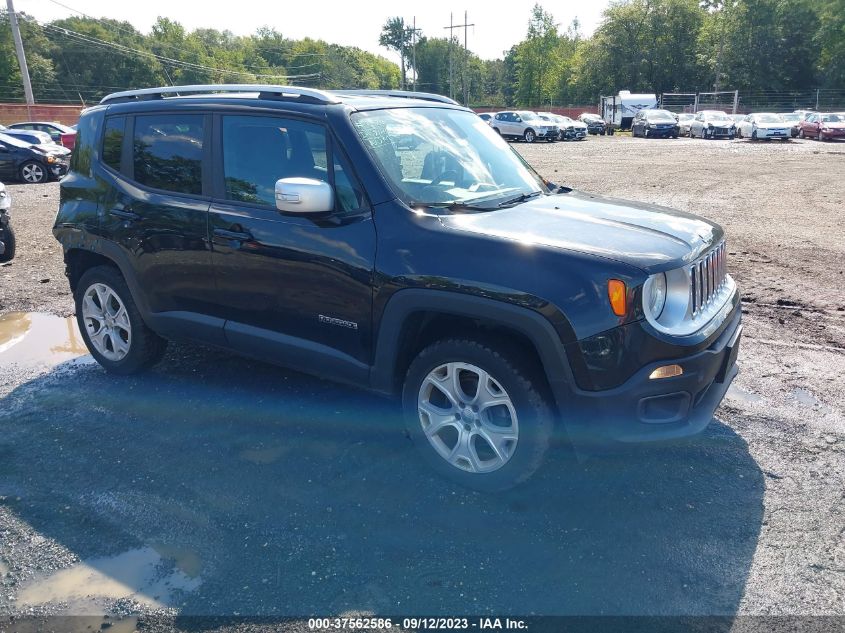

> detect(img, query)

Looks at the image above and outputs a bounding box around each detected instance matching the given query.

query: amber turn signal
[649,364,684,380]
[607,279,627,316]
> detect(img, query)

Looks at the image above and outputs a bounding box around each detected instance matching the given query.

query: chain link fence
[661,89,845,114]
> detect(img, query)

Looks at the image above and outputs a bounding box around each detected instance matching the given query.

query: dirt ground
[0,135,843,630]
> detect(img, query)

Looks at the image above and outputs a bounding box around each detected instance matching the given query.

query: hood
[437,191,723,273]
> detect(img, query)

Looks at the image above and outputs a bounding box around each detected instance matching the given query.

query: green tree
[379,17,413,89]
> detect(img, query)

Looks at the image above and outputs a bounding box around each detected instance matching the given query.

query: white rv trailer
[599,91,659,131]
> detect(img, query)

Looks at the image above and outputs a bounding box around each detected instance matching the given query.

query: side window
[222,115,328,207]
[132,114,204,195]
[102,116,125,172]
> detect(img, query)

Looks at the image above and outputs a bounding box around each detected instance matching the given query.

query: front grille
[690,241,727,315]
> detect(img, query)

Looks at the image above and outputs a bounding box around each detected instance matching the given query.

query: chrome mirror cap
[275,177,334,214]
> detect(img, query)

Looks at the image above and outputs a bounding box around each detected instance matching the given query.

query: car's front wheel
[20,161,48,184]
[402,338,554,492]
[523,129,536,143]
[75,265,167,374]
[0,223,15,262]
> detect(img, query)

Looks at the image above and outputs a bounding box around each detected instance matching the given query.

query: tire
[0,224,15,262]
[402,337,554,492]
[75,265,167,375]
[523,129,536,143]
[19,161,48,184]
[751,130,758,141]
[799,128,805,139]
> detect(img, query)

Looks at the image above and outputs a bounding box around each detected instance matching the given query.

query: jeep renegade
[54,85,741,491]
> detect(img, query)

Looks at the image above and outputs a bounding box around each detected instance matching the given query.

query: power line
[29,18,320,81]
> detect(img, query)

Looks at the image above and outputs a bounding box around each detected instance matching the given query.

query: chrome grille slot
[690,241,727,315]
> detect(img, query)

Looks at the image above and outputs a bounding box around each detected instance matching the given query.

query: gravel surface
[0,135,843,630]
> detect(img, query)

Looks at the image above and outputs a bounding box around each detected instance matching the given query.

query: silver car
[491,111,558,143]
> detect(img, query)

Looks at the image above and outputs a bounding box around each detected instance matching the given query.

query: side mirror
[275,177,334,214]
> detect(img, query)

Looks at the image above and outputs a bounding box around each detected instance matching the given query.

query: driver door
[208,113,376,378]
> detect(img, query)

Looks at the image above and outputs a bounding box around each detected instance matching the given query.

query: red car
[798,112,845,141]
[7,121,77,150]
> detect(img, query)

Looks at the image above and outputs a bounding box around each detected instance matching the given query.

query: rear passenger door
[98,111,221,344]
[207,112,376,383]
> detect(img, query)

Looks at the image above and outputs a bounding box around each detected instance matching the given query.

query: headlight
[643,273,667,319]
[46,155,56,163]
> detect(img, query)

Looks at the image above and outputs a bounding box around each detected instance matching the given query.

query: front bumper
[756,128,790,139]
[50,162,69,179]
[706,126,735,138]
[559,301,742,445]
[820,129,845,138]
[645,126,678,137]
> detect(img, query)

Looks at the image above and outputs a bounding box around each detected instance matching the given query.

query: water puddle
[16,546,202,614]
[726,385,764,404]
[0,312,92,369]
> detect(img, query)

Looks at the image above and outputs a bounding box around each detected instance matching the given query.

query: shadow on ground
[0,343,764,617]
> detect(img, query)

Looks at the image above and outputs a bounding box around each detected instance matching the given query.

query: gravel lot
[0,135,843,630]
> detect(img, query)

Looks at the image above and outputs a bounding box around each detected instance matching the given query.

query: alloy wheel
[417,362,519,474]
[21,163,45,184]
[81,282,132,361]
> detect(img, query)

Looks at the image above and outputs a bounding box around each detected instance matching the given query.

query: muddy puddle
[16,546,202,614]
[0,312,92,369]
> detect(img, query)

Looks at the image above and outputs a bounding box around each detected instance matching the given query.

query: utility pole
[409,17,421,92]
[6,0,34,113]
[443,11,474,105]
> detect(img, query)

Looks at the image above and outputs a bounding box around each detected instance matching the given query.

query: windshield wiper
[413,200,496,213]
[496,191,544,208]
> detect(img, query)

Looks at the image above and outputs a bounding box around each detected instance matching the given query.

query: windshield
[352,107,545,208]
[781,113,800,121]
[646,110,676,122]
[705,112,730,121]
[821,114,844,122]
[0,133,33,149]
[517,111,542,122]
[756,114,783,123]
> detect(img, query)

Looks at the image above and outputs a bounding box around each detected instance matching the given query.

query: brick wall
[0,103,83,127]
[474,106,599,118]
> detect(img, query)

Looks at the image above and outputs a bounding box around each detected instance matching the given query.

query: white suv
[491,111,558,143]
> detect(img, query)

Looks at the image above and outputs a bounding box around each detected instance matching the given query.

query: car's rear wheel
[799,128,805,139]
[20,161,48,184]
[402,338,554,492]
[75,265,167,374]
[523,129,536,143]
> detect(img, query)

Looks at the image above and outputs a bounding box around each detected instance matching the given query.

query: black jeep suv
[54,85,741,491]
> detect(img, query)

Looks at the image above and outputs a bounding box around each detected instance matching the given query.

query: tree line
[386,0,843,107]
[0,13,400,104]
[0,0,842,107]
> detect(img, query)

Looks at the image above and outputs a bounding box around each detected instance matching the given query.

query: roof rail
[100,84,341,105]
[329,89,460,106]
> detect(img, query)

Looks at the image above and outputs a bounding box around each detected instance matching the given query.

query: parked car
[736,113,790,141]
[798,112,845,141]
[689,110,736,139]
[780,112,802,138]
[728,114,745,126]
[537,112,586,141]
[477,113,493,126]
[7,121,77,149]
[54,85,741,491]
[0,181,13,262]
[2,129,72,157]
[0,133,70,183]
[676,113,695,136]
[631,109,680,138]
[491,111,558,142]
[578,113,607,135]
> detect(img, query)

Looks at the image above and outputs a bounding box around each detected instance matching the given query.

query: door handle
[109,208,140,221]
[213,227,252,242]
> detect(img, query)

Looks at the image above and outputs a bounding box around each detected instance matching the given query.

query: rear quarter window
[101,116,125,171]
[132,114,204,195]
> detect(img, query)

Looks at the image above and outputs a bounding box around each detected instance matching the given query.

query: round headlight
[643,273,667,319]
